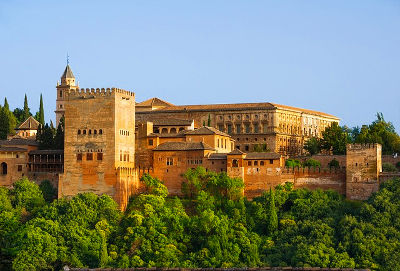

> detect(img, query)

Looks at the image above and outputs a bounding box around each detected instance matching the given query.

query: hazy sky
[0,0,399,130]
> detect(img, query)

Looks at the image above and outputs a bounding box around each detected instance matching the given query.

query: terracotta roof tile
[136,97,174,107]
[138,101,339,119]
[0,138,39,146]
[153,141,214,151]
[0,147,27,152]
[184,126,231,137]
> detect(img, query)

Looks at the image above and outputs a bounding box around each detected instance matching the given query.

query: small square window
[77,153,82,161]
[97,153,103,161]
[17,165,22,172]
[149,139,153,146]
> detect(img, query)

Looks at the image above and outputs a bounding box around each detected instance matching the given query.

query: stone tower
[58,87,137,210]
[346,143,382,200]
[55,65,79,127]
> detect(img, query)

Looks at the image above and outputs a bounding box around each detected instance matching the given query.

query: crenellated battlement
[347,143,380,150]
[65,87,134,98]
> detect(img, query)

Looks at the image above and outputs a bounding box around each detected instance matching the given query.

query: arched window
[99,129,103,135]
[232,159,238,167]
[83,130,87,135]
[94,130,97,135]
[1,162,7,175]
[78,129,81,135]
[170,128,177,134]
[89,130,92,135]
[161,128,168,134]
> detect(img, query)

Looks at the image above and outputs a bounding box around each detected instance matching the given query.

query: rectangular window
[77,153,82,161]
[236,124,241,134]
[254,123,259,133]
[148,139,153,146]
[263,124,268,133]
[245,145,249,151]
[86,153,93,161]
[254,161,258,166]
[247,161,252,166]
[18,165,22,172]
[218,124,224,132]
[269,159,274,164]
[227,124,232,134]
[245,124,250,133]
[97,153,103,161]
[166,157,173,166]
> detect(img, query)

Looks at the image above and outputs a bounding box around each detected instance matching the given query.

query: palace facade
[136,98,340,155]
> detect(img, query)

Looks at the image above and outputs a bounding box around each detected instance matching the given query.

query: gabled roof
[184,126,231,137]
[15,116,40,130]
[229,149,246,155]
[153,141,214,151]
[208,153,228,160]
[136,97,174,108]
[245,152,281,160]
[61,64,75,79]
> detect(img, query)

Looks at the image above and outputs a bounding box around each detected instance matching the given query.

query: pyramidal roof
[61,65,75,79]
[136,97,174,107]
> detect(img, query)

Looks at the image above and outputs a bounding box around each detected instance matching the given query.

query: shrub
[285,159,302,168]
[382,163,398,172]
[328,159,340,169]
[303,158,321,169]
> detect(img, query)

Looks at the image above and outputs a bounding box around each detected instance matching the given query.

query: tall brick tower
[58,87,137,210]
[55,65,79,127]
[346,143,382,200]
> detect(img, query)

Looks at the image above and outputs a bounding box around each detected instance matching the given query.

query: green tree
[266,188,278,235]
[22,94,31,121]
[320,122,348,154]
[304,137,321,155]
[54,117,64,150]
[0,98,17,139]
[328,158,340,169]
[207,114,211,126]
[37,123,55,150]
[36,94,45,125]
[303,158,321,169]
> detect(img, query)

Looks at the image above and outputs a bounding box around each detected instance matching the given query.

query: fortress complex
[135,98,340,156]
[0,64,397,209]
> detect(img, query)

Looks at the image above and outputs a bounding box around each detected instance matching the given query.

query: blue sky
[0,0,399,130]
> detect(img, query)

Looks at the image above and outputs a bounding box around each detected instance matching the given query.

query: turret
[55,64,79,126]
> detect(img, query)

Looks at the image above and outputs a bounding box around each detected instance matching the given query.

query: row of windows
[237,137,267,142]
[163,157,203,166]
[217,114,271,121]
[120,130,131,136]
[77,153,103,161]
[218,123,272,134]
[77,129,103,135]
[120,151,130,162]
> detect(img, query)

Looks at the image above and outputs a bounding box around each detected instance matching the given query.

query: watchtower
[346,143,382,200]
[58,87,137,210]
[55,65,79,126]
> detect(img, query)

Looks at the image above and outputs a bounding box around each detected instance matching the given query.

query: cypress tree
[0,107,8,139]
[4,98,9,111]
[23,94,30,121]
[267,188,278,235]
[207,114,211,126]
[54,122,64,150]
[38,94,45,125]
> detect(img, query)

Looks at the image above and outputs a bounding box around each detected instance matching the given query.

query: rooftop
[137,100,339,119]
[0,138,39,146]
[136,97,174,108]
[61,64,75,79]
[184,126,231,137]
[153,141,214,151]
[0,147,27,152]
[15,116,40,130]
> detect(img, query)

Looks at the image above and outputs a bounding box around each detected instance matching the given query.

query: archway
[1,162,7,175]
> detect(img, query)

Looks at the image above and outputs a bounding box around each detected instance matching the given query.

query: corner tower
[55,65,79,126]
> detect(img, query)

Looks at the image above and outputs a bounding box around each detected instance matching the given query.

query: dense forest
[1,168,400,271]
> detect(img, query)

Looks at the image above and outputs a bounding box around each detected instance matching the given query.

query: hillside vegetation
[1,168,400,271]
